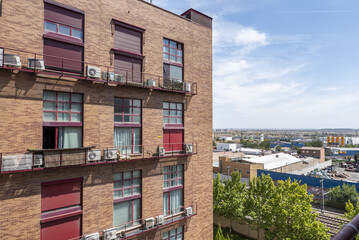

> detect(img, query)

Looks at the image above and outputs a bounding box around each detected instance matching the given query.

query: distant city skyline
[156,0,359,129]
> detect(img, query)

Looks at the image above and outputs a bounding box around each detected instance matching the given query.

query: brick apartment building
[0,1,212,239]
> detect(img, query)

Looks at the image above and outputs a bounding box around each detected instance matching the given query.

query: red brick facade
[0,0,212,239]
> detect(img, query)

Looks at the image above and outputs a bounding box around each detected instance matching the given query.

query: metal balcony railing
[67,204,197,240]
[0,143,197,173]
[0,46,197,95]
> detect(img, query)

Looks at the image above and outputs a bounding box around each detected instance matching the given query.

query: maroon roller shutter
[114,54,142,83]
[114,25,142,54]
[44,2,83,29]
[41,179,82,212]
[43,39,83,72]
[41,215,81,240]
[163,129,184,152]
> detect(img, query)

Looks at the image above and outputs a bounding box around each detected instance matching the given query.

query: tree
[214,223,231,240]
[326,184,359,210]
[275,145,282,152]
[245,174,277,239]
[259,140,271,150]
[311,140,323,147]
[264,178,329,240]
[214,173,330,240]
[343,199,359,240]
[213,172,248,235]
[213,140,217,147]
[354,153,359,163]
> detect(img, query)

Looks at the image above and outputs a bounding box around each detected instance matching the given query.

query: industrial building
[213,153,330,178]
[0,1,213,239]
[301,147,325,162]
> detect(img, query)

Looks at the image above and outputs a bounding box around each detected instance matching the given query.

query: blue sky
[155,0,359,129]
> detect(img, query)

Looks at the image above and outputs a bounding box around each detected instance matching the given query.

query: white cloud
[235,28,268,46]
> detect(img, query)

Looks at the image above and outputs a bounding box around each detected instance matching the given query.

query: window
[163,165,184,216]
[163,102,184,152]
[163,226,184,240]
[113,171,141,229]
[114,98,141,123]
[163,39,183,64]
[114,98,141,154]
[43,91,83,149]
[114,22,144,83]
[163,102,183,125]
[41,178,82,240]
[44,20,83,39]
[163,39,183,83]
[43,2,84,72]
[163,165,183,189]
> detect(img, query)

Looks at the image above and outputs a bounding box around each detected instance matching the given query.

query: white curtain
[114,128,131,154]
[114,128,141,154]
[133,128,140,153]
[114,201,131,229]
[58,127,63,148]
[163,192,169,216]
[132,199,141,225]
[62,127,82,148]
[171,189,183,214]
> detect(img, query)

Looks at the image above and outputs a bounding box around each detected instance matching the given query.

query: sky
[154,0,359,129]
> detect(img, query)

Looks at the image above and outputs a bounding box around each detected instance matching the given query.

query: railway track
[316,213,349,237]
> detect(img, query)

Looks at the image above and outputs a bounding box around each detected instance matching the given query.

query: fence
[258,169,359,191]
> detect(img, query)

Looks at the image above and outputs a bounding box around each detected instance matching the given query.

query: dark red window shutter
[114,54,142,83]
[44,3,83,29]
[43,39,83,72]
[163,129,183,152]
[41,179,82,212]
[114,26,142,54]
[170,129,184,151]
[163,129,171,152]
[41,215,81,240]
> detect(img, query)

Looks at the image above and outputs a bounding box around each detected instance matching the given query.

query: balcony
[0,143,197,174]
[67,204,197,240]
[0,47,197,95]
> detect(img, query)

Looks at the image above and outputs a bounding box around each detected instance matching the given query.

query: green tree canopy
[214,173,330,240]
[343,199,359,240]
[259,140,271,150]
[326,184,359,211]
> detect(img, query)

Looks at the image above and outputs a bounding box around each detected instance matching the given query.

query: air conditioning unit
[119,231,126,239]
[28,58,45,70]
[155,215,164,225]
[4,54,21,67]
[184,207,193,216]
[146,79,156,87]
[102,71,115,81]
[0,48,3,67]
[185,144,193,154]
[87,150,101,162]
[1,153,32,172]
[103,228,117,240]
[184,82,192,92]
[143,217,155,229]
[83,232,99,240]
[115,74,125,83]
[33,154,43,167]
[158,147,165,156]
[104,149,117,160]
[87,65,101,78]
